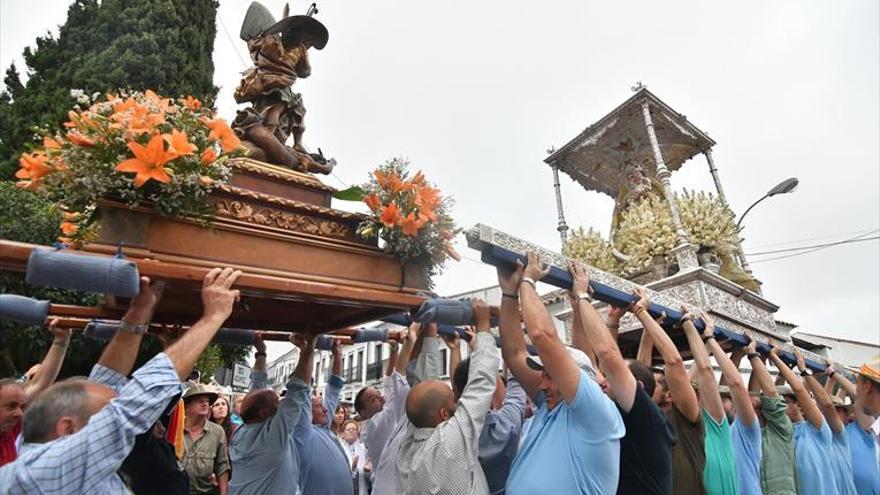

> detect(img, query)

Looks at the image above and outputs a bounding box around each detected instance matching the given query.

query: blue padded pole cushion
[26,249,140,297]
[412,299,474,326]
[212,329,257,346]
[353,328,389,343]
[382,313,411,326]
[480,243,827,372]
[0,294,50,325]
[83,320,120,341]
[316,334,334,351]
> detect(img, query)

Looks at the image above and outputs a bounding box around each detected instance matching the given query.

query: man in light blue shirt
[294,339,352,495]
[497,253,625,495]
[769,348,839,495]
[229,335,313,495]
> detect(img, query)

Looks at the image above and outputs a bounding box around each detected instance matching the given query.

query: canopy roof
[544,87,716,197]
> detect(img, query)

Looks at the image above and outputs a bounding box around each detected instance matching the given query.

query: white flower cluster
[563,227,620,273]
[69,89,92,105]
[676,189,740,256]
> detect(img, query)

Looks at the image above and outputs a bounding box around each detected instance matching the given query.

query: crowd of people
[0,257,879,494]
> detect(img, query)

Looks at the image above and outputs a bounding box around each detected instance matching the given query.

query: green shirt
[668,406,707,495]
[760,396,797,495]
[183,420,230,494]
[702,409,739,495]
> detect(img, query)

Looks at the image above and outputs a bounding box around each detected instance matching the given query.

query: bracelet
[521,277,537,288]
[502,293,519,300]
[52,339,70,347]
[827,369,836,377]
[255,351,267,358]
[702,334,715,343]
[119,320,149,335]
[747,352,759,360]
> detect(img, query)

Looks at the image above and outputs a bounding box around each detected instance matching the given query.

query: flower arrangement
[15,89,245,245]
[562,227,620,273]
[676,189,741,256]
[614,193,677,272]
[354,158,458,282]
[570,190,745,280]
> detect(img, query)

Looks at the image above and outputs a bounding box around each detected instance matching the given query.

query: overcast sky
[2,1,878,362]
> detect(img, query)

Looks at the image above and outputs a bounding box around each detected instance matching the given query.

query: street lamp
[736,177,799,228]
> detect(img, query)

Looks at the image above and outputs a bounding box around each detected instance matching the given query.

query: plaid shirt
[0,353,184,494]
[396,332,500,495]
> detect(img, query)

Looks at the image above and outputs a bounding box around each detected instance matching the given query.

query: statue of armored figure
[233,2,336,174]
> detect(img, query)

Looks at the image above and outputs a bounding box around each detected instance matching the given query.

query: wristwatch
[799,368,812,378]
[576,292,591,302]
[119,320,149,335]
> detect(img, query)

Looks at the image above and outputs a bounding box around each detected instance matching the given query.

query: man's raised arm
[707,336,756,426]
[519,251,580,404]
[496,262,541,401]
[745,339,776,397]
[682,310,724,423]
[569,261,637,412]
[796,350,843,434]
[768,347,824,430]
[633,287,700,421]
[94,277,164,383]
[23,320,71,402]
[164,268,241,380]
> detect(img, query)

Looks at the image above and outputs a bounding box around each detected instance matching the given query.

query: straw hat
[847,356,880,384]
[182,383,219,405]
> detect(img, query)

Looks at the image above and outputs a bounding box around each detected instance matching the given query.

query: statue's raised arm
[232,1,336,174]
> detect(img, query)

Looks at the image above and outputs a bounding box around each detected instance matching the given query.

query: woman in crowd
[210,395,239,445]
[331,403,350,436]
[338,419,371,495]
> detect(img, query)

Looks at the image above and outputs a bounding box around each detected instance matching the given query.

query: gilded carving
[215,199,349,239]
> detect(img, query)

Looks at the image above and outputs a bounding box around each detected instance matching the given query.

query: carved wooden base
[1,158,429,333]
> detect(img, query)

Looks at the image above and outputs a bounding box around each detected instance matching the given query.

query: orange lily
[415,185,441,214]
[67,131,96,147]
[116,134,176,187]
[410,171,427,186]
[43,137,61,149]
[16,152,53,184]
[374,170,397,190]
[164,130,197,158]
[380,203,401,228]
[144,89,171,112]
[201,148,218,166]
[62,211,81,221]
[399,212,428,237]
[60,221,79,235]
[364,194,382,212]
[182,96,202,109]
[202,117,241,152]
[63,110,97,130]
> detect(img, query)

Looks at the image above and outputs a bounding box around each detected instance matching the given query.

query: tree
[0,0,219,178]
[0,0,249,378]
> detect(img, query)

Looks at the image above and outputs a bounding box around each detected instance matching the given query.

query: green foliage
[0,2,250,378]
[0,182,103,377]
[0,0,220,179]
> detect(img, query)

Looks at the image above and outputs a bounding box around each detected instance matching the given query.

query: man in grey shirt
[396,299,500,495]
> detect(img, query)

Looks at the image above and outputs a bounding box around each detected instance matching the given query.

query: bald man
[396,299,499,495]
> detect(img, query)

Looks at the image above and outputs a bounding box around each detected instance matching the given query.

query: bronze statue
[233,2,336,174]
